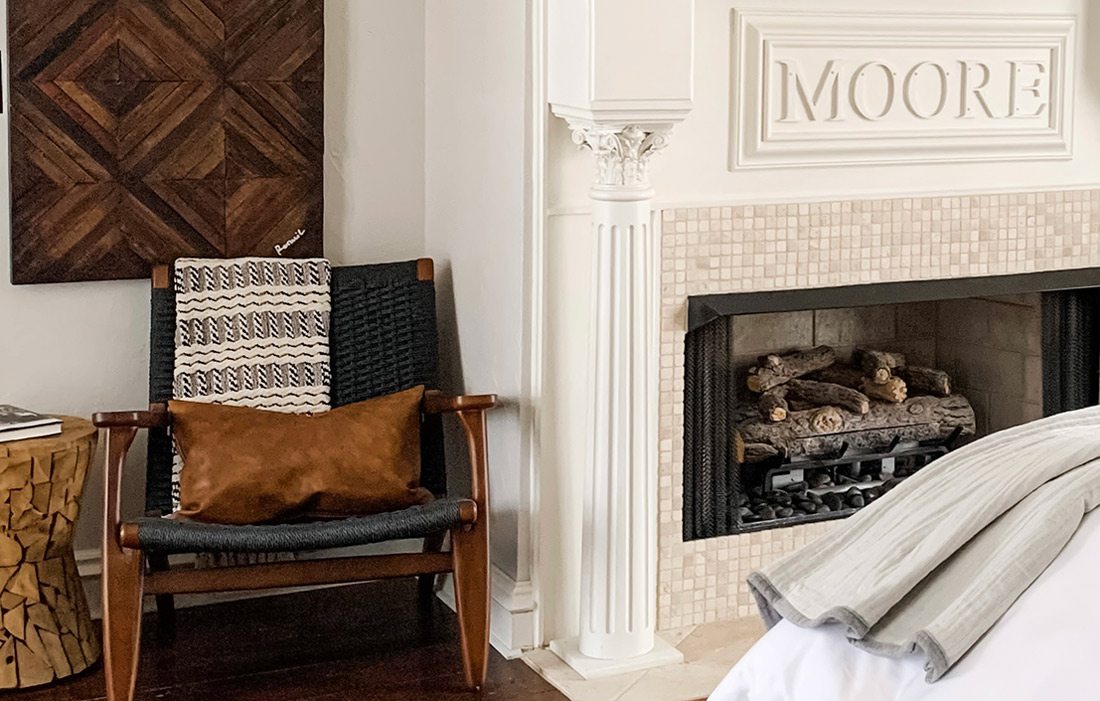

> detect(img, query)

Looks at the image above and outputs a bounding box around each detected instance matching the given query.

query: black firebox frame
[683,268,1100,542]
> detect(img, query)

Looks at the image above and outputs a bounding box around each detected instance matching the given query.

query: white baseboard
[436,565,537,660]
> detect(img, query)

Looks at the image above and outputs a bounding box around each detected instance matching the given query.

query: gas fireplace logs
[738,395,976,459]
[758,388,790,422]
[853,348,906,384]
[746,345,837,392]
[808,364,908,403]
[786,379,870,415]
[739,345,975,461]
[896,366,953,397]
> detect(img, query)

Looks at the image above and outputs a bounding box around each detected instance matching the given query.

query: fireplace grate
[734,432,960,532]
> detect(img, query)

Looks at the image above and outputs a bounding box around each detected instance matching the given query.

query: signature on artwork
[275,229,307,256]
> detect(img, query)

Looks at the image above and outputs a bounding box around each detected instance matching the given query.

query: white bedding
[710,509,1100,701]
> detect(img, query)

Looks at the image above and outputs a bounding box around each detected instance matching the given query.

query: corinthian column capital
[565,122,674,199]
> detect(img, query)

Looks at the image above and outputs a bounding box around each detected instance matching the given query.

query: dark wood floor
[11,580,565,701]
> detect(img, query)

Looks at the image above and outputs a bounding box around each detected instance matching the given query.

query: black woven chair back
[146,259,446,515]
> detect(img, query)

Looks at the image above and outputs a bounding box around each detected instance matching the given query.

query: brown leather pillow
[169,386,433,524]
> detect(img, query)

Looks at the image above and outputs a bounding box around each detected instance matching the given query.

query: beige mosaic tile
[657,188,1100,630]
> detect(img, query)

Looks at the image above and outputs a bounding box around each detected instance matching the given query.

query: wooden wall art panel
[8,0,324,284]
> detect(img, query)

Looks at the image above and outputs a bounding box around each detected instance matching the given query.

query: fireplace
[683,270,1100,541]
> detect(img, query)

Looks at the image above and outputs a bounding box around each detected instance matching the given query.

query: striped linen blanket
[171,257,332,509]
[748,405,1100,682]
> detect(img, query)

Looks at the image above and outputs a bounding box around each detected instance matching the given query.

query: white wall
[424,0,531,585]
[539,0,1100,643]
[0,0,429,554]
[325,0,426,264]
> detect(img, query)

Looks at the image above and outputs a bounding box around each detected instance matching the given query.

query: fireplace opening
[683,270,1100,541]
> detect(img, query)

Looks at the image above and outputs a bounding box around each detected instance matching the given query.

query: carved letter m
[777,59,842,122]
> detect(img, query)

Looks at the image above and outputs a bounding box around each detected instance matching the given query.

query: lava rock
[756,505,776,520]
[766,491,792,506]
[883,478,903,492]
[776,507,794,518]
[737,493,750,507]
[816,504,832,513]
[781,481,808,494]
[738,506,754,518]
[750,486,764,498]
[864,487,882,501]
[808,473,831,488]
[822,492,844,511]
[809,493,824,505]
[847,493,865,508]
[859,473,874,482]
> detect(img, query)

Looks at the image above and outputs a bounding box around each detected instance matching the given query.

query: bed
[710,508,1100,701]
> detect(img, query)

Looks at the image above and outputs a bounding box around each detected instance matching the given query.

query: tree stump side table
[0,417,99,688]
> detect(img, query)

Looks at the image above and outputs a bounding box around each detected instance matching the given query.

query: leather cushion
[169,386,433,524]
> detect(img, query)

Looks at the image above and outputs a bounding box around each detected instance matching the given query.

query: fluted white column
[550,123,684,678]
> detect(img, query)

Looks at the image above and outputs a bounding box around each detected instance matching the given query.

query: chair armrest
[100,422,142,551]
[96,405,170,551]
[93,408,172,429]
[422,391,495,525]
[423,391,497,415]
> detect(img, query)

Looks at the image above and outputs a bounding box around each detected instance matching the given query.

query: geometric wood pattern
[0,418,99,688]
[8,0,324,284]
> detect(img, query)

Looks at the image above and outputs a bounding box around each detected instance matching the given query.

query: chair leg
[419,531,447,607]
[451,524,489,691]
[147,554,177,638]
[103,547,145,701]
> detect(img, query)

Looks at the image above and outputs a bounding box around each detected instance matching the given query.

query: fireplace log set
[742,345,974,457]
[735,345,976,526]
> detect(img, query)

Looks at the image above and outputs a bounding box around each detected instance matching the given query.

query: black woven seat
[131,498,474,555]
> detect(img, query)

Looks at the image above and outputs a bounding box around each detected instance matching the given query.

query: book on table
[0,405,62,443]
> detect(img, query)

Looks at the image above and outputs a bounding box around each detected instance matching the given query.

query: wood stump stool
[0,417,99,688]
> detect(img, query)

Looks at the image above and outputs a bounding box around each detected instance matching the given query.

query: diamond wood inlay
[8,0,324,284]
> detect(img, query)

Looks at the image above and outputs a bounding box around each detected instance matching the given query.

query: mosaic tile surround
[657,188,1100,630]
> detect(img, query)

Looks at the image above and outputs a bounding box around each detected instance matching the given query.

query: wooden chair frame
[95,393,495,701]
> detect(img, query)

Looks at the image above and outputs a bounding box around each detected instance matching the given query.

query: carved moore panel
[731,11,1075,168]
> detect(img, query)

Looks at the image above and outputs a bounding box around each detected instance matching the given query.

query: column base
[548,636,684,680]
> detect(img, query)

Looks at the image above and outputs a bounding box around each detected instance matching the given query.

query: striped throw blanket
[171,257,332,509]
[749,406,1100,682]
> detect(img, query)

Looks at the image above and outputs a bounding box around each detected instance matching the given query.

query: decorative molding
[545,182,1100,217]
[550,101,694,128]
[563,122,674,196]
[731,11,1076,168]
[523,0,548,648]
